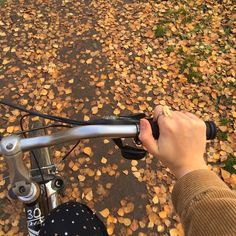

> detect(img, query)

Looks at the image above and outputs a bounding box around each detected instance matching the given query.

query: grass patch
[186,70,203,83]
[180,55,197,73]
[217,131,228,141]
[223,25,232,35]
[179,55,203,84]
[215,94,233,111]
[225,81,236,90]
[217,95,233,106]
[182,15,193,24]
[166,46,175,54]
[223,154,236,174]
[220,117,229,126]
[180,33,189,40]
[0,0,6,5]
[194,43,212,57]
[155,25,167,38]
[193,24,202,33]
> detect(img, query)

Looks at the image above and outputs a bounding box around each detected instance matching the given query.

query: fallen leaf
[84,147,92,156]
[100,208,110,218]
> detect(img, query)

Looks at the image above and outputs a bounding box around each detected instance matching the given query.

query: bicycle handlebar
[148,120,217,140]
[0,120,217,155]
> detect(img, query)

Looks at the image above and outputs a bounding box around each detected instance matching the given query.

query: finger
[139,119,159,157]
[182,111,199,120]
[162,105,173,117]
[153,105,163,121]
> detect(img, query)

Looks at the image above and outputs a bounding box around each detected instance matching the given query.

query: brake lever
[113,138,147,160]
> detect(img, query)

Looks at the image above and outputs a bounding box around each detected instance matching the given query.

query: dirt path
[0,0,235,235]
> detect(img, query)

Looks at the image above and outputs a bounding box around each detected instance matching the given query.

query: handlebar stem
[0,135,40,203]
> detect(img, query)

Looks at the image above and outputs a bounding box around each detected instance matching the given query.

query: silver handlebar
[0,125,139,154]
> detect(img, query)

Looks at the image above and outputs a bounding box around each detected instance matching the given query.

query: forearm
[172,169,236,236]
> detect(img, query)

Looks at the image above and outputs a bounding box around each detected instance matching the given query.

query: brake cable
[0,100,149,160]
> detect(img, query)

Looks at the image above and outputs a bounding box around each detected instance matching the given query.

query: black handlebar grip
[147,119,217,140]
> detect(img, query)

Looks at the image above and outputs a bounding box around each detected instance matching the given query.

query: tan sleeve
[172,169,236,236]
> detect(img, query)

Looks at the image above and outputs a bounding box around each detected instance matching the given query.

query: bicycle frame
[0,124,138,235]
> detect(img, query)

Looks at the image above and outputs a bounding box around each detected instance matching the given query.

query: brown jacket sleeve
[172,169,236,236]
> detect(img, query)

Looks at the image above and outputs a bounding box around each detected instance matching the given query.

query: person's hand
[139,105,208,179]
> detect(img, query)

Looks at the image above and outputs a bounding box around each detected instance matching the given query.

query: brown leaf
[100,208,110,218]
[84,147,92,156]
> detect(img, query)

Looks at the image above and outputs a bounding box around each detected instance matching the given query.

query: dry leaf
[84,147,92,156]
[100,208,110,218]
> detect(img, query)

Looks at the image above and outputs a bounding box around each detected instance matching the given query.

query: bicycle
[0,100,217,236]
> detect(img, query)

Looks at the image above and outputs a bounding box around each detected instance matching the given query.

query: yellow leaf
[84,147,92,156]
[221,169,230,180]
[103,139,109,144]
[92,106,98,114]
[170,228,179,236]
[35,105,42,111]
[148,212,158,224]
[107,224,114,235]
[84,115,90,121]
[2,59,10,65]
[219,126,227,132]
[40,89,48,96]
[101,157,107,164]
[65,88,72,94]
[123,218,131,226]
[152,196,159,204]
[139,104,146,111]
[7,126,14,133]
[78,175,85,182]
[113,108,120,115]
[3,47,10,52]
[86,58,93,64]
[96,81,105,87]
[157,225,165,233]
[159,211,167,219]
[72,165,79,172]
[85,190,93,201]
[53,44,59,48]
[162,64,168,70]
[0,32,6,36]
[100,208,110,218]
[118,208,124,216]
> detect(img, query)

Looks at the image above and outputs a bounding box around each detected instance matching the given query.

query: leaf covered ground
[0,0,235,235]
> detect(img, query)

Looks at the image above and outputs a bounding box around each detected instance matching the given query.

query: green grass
[225,81,236,90]
[182,15,193,24]
[217,131,228,141]
[155,25,167,38]
[220,117,229,126]
[186,70,203,83]
[217,95,233,106]
[223,154,236,174]
[193,24,202,33]
[179,55,203,84]
[223,25,232,35]
[0,0,6,5]
[180,55,197,73]
[194,43,212,57]
[166,46,175,54]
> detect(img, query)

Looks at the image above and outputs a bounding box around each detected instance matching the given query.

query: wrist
[173,164,208,179]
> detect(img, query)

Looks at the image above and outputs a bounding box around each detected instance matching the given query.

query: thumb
[139,119,159,157]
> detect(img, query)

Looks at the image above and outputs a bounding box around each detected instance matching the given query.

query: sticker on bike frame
[26,206,45,236]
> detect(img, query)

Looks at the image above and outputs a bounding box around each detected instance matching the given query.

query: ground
[0,0,235,235]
